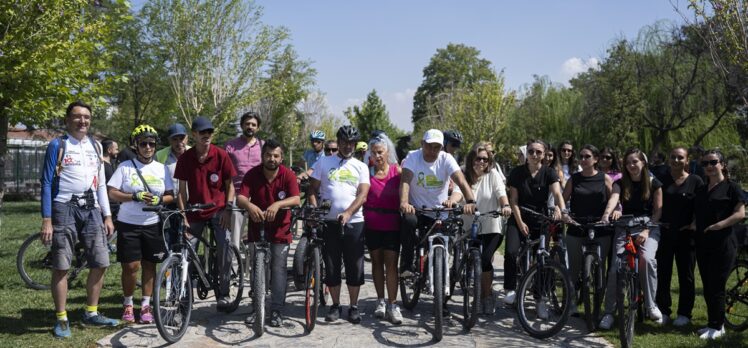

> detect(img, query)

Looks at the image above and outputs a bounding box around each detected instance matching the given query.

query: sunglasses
[580,154,593,160]
[561,148,573,153]
[527,149,544,156]
[324,148,338,153]
[601,155,613,160]
[701,159,720,167]
[670,155,686,161]
[475,157,490,163]
[138,141,157,148]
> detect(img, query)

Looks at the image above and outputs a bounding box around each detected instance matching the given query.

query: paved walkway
[98,239,612,347]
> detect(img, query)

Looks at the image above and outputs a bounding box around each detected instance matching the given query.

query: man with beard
[237,138,300,327]
[226,112,264,249]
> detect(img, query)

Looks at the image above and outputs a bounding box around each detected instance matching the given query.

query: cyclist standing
[308,125,370,323]
[302,130,326,175]
[173,116,237,311]
[40,101,118,338]
[236,139,300,327]
[107,125,174,324]
[398,129,477,318]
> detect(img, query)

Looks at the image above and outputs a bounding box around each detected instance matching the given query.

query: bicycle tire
[463,249,481,330]
[224,244,244,313]
[400,255,423,310]
[516,261,573,339]
[304,246,321,333]
[154,255,193,344]
[433,247,445,342]
[252,248,267,337]
[582,253,602,332]
[725,259,748,331]
[449,243,463,298]
[293,235,309,291]
[617,270,636,348]
[17,233,53,290]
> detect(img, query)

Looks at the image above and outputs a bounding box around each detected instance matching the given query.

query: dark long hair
[703,149,730,180]
[621,148,652,203]
[558,140,578,174]
[600,146,620,172]
[464,141,494,186]
[580,144,600,170]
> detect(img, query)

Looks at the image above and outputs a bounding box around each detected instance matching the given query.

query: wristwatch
[466,199,476,204]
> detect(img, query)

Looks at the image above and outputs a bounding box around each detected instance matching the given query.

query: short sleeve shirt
[303,149,324,169]
[174,145,237,221]
[107,159,174,225]
[239,165,300,244]
[694,180,746,250]
[402,150,461,210]
[225,137,263,188]
[507,164,560,226]
[660,174,703,230]
[615,177,663,216]
[462,169,507,235]
[311,155,369,222]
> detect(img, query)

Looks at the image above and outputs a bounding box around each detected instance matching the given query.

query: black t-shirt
[650,164,670,184]
[508,164,560,227]
[615,176,663,216]
[660,173,703,230]
[694,180,746,250]
[570,171,608,220]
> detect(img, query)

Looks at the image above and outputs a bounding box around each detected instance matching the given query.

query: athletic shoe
[700,326,726,340]
[503,290,516,305]
[268,310,283,327]
[599,314,614,330]
[348,306,361,324]
[325,304,342,322]
[697,327,710,335]
[537,299,549,320]
[672,315,690,327]
[387,304,403,325]
[374,299,386,319]
[82,313,119,327]
[216,296,230,312]
[647,306,663,321]
[121,305,135,323]
[53,320,71,338]
[139,305,154,324]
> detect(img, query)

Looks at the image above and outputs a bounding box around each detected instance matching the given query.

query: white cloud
[560,57,600,82]
[383,88,415,132]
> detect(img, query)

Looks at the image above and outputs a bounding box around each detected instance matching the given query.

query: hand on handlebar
[265,203,282,222]
[635,229,650,245]
[519,222,530,236]
[248,204,265,223]
[462,202,475,215]
[337,211,351,225]
[400,202,415,215]
[441,198,456,208]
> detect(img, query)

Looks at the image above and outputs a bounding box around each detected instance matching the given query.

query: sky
[134,0,693,132]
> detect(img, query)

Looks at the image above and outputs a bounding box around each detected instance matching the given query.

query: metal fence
[4,139,47,197]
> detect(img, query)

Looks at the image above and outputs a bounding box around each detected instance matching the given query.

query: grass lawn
[0,202,123,347]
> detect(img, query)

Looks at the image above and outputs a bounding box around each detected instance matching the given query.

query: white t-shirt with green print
[107,159,174,225]
[311,155,370,223]
[402,149,461,213]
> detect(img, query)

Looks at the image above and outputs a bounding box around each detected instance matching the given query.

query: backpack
[54,134,103,177]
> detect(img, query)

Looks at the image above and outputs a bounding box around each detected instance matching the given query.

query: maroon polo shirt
[239,164,300,244]
[174,144,237,221]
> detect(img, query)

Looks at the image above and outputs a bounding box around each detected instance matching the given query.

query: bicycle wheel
[400,253,423,310]
[516,261,573,339]
[462,249,481,330]
[17,233,53,290]
[582,253,602,332]
[154,255,193,344]
[617,270,636,348]
[304,246,321,333]
[224,244,244,313]
[252,248,267,337]
[293,235,309,291]
[449,243,463,298]
[725,260,748,331]
[433,247,445,342]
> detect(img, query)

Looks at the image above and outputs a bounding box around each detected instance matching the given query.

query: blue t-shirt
[303,149,323,169]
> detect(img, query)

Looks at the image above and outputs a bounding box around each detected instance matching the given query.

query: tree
[298,91,344,146]
[143,0,289,131]
[0,0,129,204]
[412,43,497,125]
[345,90,403,140]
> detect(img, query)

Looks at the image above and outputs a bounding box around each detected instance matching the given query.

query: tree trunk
[651,130,667,156]
[0,109,8,207]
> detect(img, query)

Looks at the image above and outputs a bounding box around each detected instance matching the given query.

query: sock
[123,296,133,306]
[142,296,151,308]
[85,305,98,317]
[56,311,68,322]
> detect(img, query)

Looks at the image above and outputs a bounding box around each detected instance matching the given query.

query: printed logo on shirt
[128,173,165,190]
[416,171,444,189]
[327,168,358,185]
[210,173,219,183]
[278,191,286,200]
[63,154,81,166]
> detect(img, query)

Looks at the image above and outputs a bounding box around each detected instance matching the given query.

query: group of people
[40,100,745,342]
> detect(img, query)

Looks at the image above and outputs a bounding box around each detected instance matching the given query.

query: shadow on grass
[1,202,40,216]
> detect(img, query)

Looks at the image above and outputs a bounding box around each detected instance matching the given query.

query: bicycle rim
[617,271,636,348]
[582,253,598,332]
[433,247,444,342]
[725,260,748,331]
[463,250,481,330]
[17,233,53,290]
[304,247,321,333]
[400,255,422,310]
[252,249,267,336]
[516,261,573,339]
[154,255,193,344]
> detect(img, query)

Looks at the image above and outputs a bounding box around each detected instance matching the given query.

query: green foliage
[345,89,404,140]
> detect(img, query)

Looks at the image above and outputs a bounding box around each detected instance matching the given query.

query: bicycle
[291,201,331,333]
[612,215,658,348]
[514,206,574,339]
[513,208,566,288]
[17,228,118,290]
[450,209,502,330]
[145,204,244,344]
[399,205,463,342]
[724,215,748,331]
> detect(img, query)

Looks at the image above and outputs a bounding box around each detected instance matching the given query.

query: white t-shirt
[402,149,461,210]
[108,159,174,225]
[311,155,370,223]
[462,169,507,235]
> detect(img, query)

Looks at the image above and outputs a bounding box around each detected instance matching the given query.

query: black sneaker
[325,304,342,322]
[268,310,283,327]
[348,306,361,324]
[217,296,230,312]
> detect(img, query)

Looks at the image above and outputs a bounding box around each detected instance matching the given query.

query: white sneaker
[697,326,710,335]
[374,299,386,319]
[647,306,663,321]
[599,314,615,330]
[537,299,549,320]
[672,315,690,327]
[386,304,403,325]
[699,326,725,340]
[503,290,516,305]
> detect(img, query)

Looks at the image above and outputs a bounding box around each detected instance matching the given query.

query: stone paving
[97,240,612,348]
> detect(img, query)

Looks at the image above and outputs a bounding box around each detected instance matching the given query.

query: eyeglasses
[527,149,544,156]
[324,148,338,154]
[475,157,490,163]
[561,148,573,153]
[580,154,593,160]
[701,159,720,167]
[138,141,157,148]
[670,155,686,161]
[601,155,613,160]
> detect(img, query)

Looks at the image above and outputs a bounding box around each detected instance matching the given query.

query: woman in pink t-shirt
[363,133,403,324]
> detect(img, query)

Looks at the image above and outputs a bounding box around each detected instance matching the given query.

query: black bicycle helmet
[443,130,463,146]
[336,125,361,141]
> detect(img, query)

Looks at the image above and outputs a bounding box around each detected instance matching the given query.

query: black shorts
[116,221,166,263]
[365,228,400,252]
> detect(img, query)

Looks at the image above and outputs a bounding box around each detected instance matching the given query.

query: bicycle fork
[428,234,451,296]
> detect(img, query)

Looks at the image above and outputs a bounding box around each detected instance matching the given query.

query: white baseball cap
[423,129,444,144]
